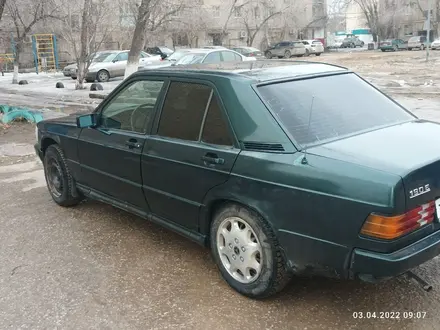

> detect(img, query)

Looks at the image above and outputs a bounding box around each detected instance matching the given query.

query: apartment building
[151,0,328,50]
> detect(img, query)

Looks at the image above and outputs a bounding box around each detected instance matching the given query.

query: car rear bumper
[278,227,440,281]
[350,229,440,282]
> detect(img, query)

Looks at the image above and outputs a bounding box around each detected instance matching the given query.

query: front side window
[257,73,414,147]
[157,82,212,141]
[100,80,164,133]
[115,52,129,61]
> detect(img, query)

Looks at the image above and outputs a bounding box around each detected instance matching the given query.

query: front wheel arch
[41,137,59,154]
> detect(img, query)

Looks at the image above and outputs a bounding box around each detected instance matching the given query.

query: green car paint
[35,61,440,283]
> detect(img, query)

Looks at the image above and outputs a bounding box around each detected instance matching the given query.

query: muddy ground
[1,51,440,329]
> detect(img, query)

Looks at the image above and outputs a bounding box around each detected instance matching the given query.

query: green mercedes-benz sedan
[34,60,440,298]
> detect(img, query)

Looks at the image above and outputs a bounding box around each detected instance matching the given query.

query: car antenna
[301,96,315,165]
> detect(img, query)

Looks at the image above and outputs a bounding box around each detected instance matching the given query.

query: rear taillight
[360,201,435,240]
[249,53,255,56]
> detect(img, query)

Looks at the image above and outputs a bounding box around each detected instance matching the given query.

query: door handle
[202,153,225,165]
[125,138,142,149]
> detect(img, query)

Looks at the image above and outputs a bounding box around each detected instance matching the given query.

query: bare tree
[414,0,440,38]
[124,0,184,79]
[0,0,7,23]
[240,1,289,46]
[56,0,118,89]
[168,4,209,48]
[219,0,241,45]
[5,0,61,83]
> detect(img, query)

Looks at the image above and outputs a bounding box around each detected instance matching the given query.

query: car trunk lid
[309,120,440,214]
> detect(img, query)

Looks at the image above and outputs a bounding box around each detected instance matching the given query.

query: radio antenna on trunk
[301,96,315,165]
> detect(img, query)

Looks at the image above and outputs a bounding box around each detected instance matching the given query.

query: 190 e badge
[409,184,431,199]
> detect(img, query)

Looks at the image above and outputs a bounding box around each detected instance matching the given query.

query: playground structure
[32,34,59,73]
[0,33,59,74]
[0,53,14,74]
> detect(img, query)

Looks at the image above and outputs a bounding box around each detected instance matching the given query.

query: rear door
[77,78,165,210]
[221,50,243,62]
[142,80,240,231]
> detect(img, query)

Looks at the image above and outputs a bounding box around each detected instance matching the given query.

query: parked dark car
[341,36,364,48]
[145,46,174,59]
[379,39,407,51]
[231,46,265,59]
[35,60,440,298]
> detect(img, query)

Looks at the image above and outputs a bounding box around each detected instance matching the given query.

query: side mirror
[112,59,118,63]
[76,114,98,128]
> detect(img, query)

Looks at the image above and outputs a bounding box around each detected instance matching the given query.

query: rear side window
[222,51,242,62]
[157,82,212,141]
[257,73,414,147]
[204,52,221,63]
[202,95,233,146]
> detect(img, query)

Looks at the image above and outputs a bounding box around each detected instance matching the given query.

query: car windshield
[166,50,190,62]
[257,73,414,147]
[94,52,117,62]
[175,53,205,65]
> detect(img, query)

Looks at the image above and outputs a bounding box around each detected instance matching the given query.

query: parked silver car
[62,63,77,76]
[72,50,162,82]
[431,39,440,50]
[264,41,306,59]
[139,48,255,70]
[301,40,324,56]
[408,36,428,50]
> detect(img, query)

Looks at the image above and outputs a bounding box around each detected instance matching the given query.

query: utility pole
[426,0,432,61]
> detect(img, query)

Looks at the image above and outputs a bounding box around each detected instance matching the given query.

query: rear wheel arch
[202,197,275,246]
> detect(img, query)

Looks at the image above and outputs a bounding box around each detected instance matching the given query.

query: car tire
[305,49,310,56]
[315,53,321,56]
[421,45,425,50]
[71,76,77,80]
[284,50,291,58]
[408,47,412,51]
[97,70,110,82]
[43,145,83,207]
[265,51,272,59]
[393,45,398,51]
[210,203,291,299]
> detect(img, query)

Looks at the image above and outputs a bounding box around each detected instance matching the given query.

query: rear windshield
[257,73,414,147]
[409,36,420,42]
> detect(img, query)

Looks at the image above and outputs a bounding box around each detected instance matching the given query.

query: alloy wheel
[216,217,263,284]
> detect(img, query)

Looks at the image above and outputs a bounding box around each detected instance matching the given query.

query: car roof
[133,60,349,83]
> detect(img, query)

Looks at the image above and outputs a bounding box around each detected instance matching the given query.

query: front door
[111,51,129,77]
[142,80,240,231]
[77,78,165,210]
